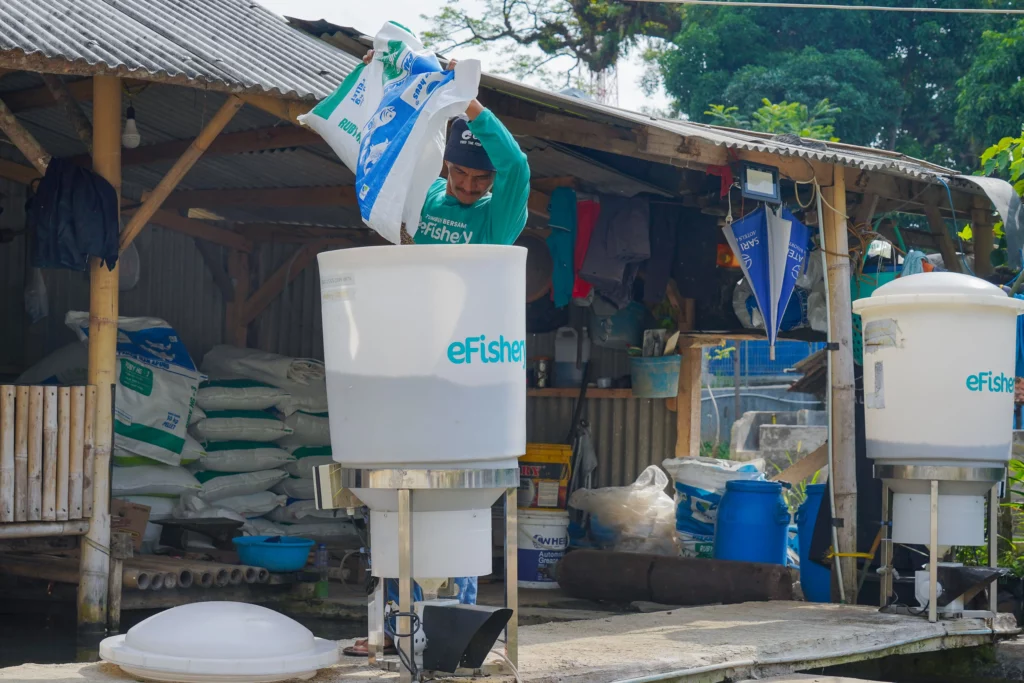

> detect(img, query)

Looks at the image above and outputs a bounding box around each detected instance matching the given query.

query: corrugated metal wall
[254,242,325,360]
[0,180,227,374]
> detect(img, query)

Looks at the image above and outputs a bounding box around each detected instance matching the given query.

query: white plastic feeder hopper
[314,245,525,678]
[853,272,1024,621]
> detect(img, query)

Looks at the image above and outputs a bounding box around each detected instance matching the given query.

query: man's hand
[362,49,374,65]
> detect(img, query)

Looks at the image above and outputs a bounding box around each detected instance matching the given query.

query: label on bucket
[518,518,568,584]
[447,335,527,367]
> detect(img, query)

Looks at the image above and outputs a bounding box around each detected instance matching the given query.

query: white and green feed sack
[196,379,289,412]
[189,410,293,443]
[112,464,202,498]
[194,469,288,503]
[282,445,334,479]
[193,441,295,473]
[66,313,203,466]
[297,21,481,244]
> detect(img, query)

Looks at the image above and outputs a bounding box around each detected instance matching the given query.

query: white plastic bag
[271,477,316,500]
[195,469,288,502]
[172,494,247,523]
[297,22,481,244]
[196,380,290,412]
[189,410,293,443]
[16,341,89,386]
[193,442,294,473]
[568,465,677,555]
[66,312,203,465]
[112,464,201,497]
[662,456,765,558]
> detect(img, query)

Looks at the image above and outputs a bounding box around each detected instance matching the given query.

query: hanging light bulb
[122,104,141,149]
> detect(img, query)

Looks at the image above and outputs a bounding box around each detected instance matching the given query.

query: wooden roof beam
[0,94,51,174]
[70,124,324,168]
[158,185,357,208]
[120,95,244,251]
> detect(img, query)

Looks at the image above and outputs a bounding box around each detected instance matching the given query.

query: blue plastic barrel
[713,480,789,565]
[629,356,680,398]
[796,483,831,602]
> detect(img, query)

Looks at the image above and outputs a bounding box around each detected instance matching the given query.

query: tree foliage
[956,19,1024,153]
[424,0,1015,167]
[705,98,841,140]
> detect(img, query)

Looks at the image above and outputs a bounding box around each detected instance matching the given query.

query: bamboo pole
[108,532,132,633]
[242,566,258,584]
[119,95,244,251]
[42,387,57,521]
[27,386,43,521]
[127,557,195,589]
[69,387,85,519]
[0,95,51,174]
[1,386,14,522]
[822,167,859,604]
[126,556,214,587]
[972,196,994,278]
[0,520,89,539]
[13,387,28,521]
[57,387,71,521]
[78,74,121,634]
[82,386,96,517]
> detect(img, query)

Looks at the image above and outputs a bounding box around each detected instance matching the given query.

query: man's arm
[468,108,531,245]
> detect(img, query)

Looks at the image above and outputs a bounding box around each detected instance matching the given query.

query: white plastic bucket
[318,245,527,470]
[518,509,569,589]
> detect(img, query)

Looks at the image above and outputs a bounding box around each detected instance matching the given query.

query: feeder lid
[853,271,1024,314]
[100,601,338,682]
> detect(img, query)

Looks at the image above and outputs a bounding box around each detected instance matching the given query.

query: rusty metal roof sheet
[0,0,358,99]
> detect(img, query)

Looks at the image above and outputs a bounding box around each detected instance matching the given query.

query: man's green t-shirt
[414,109,531,245]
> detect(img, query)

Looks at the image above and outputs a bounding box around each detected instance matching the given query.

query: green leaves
[705,97,839,141]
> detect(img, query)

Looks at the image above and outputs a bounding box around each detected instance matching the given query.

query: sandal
[342,637,398,657]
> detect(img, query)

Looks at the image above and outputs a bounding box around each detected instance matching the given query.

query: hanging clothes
[579,194,651,309]
[546,187,578,308]
[644,202,680,304]
[29,158,119,272]
[572,197,599,300]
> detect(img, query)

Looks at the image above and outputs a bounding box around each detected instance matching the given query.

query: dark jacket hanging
[29,158,120,272]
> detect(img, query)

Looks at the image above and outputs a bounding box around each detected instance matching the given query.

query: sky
[256,0,671,114]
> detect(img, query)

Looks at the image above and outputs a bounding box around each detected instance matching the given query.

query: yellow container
[518,443,572,510]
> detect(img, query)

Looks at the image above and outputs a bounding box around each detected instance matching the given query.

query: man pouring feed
[343,48,531,658]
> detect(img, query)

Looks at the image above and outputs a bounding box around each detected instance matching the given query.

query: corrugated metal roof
[295,20,963,186]
[0,0,358,99]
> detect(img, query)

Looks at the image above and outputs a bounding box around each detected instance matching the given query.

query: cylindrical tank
[318,245,526,469]
[713,480,790,565]
[317,245,526,579]
[853,272,1024,547]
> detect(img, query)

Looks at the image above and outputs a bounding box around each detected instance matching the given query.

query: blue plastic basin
[630,356,680,398]
[233,535,314,572]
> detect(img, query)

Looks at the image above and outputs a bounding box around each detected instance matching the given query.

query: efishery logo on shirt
[447,335,526,367]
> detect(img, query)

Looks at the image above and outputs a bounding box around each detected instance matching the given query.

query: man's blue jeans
[385,576,477,605]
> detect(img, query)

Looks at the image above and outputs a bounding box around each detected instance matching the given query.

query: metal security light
[740,162,781,204]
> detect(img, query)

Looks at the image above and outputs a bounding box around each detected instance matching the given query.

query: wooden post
[673,295,701,458]
[69,386,86,520]
[57,387,71,521]
[822,167,859,604]
[78,74,121,634]
[82,386,96,518]
[108,531,134,634]
[923,206,963,274]
[972,197,994,278]
[27,386,43,521]
[119,95,244,250]
[227,250,251,347]
[0,385,14,523]
[13,386,28,522]
[42,386,57,521]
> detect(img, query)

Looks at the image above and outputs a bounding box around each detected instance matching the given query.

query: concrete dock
[0,601,1016,683]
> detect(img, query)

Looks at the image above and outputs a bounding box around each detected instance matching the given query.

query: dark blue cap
[444,117,494,172]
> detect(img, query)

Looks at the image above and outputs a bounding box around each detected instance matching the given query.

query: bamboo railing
[0,385,96,535]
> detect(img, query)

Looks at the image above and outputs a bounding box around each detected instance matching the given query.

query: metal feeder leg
[928,480,939,624]
[504,486,518,668]
[398,488,414,683]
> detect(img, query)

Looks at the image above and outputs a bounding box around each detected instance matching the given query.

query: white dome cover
[100,602,338,682]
